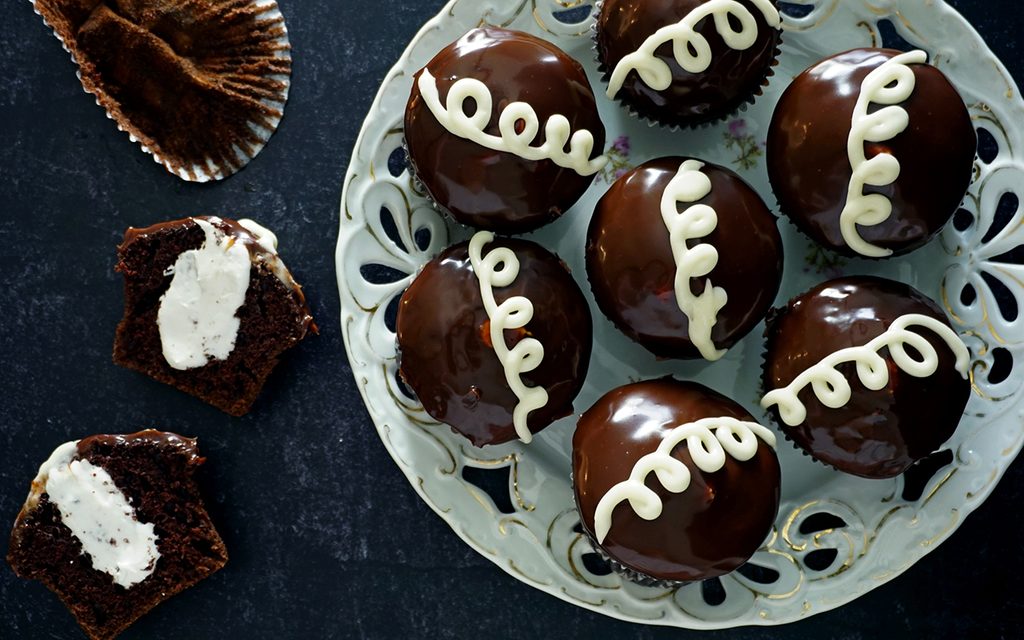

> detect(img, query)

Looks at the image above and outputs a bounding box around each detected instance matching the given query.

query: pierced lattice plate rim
[336,0,1024,628]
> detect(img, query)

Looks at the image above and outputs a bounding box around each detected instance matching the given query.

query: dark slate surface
[1,1,1022,638]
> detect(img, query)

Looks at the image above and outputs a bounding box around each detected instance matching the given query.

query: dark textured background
[1,1,1022,638]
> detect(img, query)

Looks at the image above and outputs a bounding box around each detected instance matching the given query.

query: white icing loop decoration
[607,0,781,98]
[761,313,970,426]
[418,69,608,176]
[840,50,928,257]
[468,231,549,444]
[593,417,776,543]
[661,160,728,361]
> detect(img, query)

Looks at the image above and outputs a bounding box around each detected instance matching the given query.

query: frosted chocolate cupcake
[586,157,783,360]
[596,0,782,127]
[396,232,592,447]
[761,276,971,478]
[405,27,607,234]
[573,379,780,584]
[767,48,976,257]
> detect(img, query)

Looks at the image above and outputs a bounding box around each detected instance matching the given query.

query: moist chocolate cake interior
[114,218,314,416]
[7,431,228,640]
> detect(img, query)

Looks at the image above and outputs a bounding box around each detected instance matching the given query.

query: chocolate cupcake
[767,48,977,258]
[761,276,971,478]
[573,379,780,584]
[7,431,227,640]
[396,232,592,447]
[586,157,783,360]
[405,28,607,234]
[596,0,782,128]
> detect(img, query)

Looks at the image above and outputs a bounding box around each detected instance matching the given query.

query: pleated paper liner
[30,0,292,182]
[591,0,783,131]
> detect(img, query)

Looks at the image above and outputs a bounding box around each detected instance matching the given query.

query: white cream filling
[761,312,970,426]
[661,160,728,361]
[417,69,608,176]
[468,231,549,444]
[34,441,160,589]
[607,0,781,98]
[593,417,776,543]
[839,50,928,257]
[157,217,252,370]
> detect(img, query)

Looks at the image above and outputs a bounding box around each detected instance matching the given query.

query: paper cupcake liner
[30,0,291,182]
[591,0,783,131]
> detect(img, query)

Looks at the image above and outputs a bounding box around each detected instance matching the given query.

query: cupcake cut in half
[767,48,976,258]
[596,0,783,128]
[396,232,592,447]
[114,216,314,416]
[32,0,292,181]
[405,27,608,234]
[7,430,228,640]
[587,157,783,360]
[761,276,971,478]
[573,378,780,584]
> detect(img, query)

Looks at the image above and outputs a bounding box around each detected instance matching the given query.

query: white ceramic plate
[336,0,1024,628]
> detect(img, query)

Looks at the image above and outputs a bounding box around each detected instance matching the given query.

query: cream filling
[607,0,781,98]
[417,69,608,176]
[157,217,251,370]
[35,441,160,589]
[761,312,970,426]
[593,417,776,543]
[468,231,549,444]
[661,160,728,361]
[839,50,928,257]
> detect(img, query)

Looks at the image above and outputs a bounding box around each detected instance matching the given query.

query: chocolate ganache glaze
[405,28,606,234]
[596,0,782,127]
[573,379,780,583]
[767,48,976,257]
[586,157,783,360]
[396,238,592,447]
[762,276,971,478]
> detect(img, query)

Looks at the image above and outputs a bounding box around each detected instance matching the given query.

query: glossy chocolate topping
[34,0,291,180]
[596,0,781,126]
[767,48,976,257]
[573,379,780,582]
[586,157,783,359]
[396,238,592,447]
[405,28,605,234]
[763,276,971,478]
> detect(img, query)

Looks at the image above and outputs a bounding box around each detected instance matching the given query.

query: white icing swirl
[761,313,970,426]
[468,232,549,444]
[417,69,608,176]
[607,0,781,98]
[34,441,161,588]
[839,50,928,258]
[593,417,776,544]
[158,218,251,370]
[661,160,728,361]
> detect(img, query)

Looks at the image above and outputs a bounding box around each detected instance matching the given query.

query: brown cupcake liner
[30,0,291,182]
[591,0,783,132]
